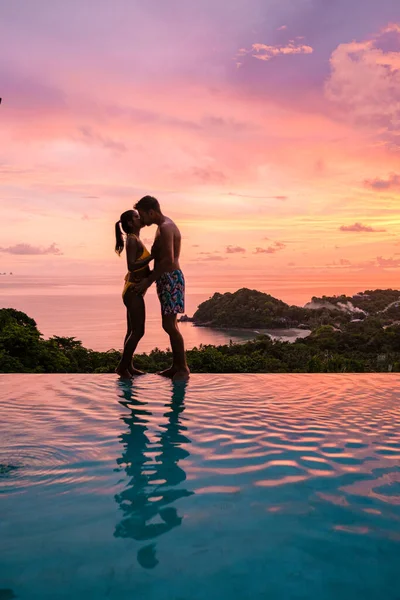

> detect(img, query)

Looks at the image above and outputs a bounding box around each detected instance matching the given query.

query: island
[180,287,400,329]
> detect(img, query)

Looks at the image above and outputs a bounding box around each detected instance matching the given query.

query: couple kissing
[114,195,190,382]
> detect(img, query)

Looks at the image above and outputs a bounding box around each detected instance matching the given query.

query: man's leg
[159,314,189,379]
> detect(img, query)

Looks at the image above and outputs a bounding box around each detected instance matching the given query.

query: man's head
[134,195,161,226]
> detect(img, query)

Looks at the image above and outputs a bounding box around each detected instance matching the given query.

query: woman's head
[115,209,142,256]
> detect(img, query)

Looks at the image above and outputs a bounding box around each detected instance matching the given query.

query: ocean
[0,275,312,352]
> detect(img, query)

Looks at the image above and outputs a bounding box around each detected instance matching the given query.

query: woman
[115,209,153,378]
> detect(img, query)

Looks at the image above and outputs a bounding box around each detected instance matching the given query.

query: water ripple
[1,373,400,596]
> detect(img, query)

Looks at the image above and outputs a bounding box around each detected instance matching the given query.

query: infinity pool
[1,374,399,599]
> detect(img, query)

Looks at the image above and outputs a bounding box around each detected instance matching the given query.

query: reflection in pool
[114,380,193,567]
[0,374,399,600]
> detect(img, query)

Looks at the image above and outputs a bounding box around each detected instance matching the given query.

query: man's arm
[134,226,174,294]
[128,255,153,272]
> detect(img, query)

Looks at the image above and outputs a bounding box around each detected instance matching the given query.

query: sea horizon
[1,273,396,353]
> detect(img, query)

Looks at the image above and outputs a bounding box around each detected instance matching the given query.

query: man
[133,195,190,381]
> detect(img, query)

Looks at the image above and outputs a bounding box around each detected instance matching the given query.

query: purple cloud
[254,241,286,254]
[0,67,67,114]
[340,222,386,233]
[0,243,63,255]
[364,173,400,190]
[223,193,287,200]
[376,256,400,268]
[226,245,246,254]
[190,167,227,184]
[77,126,127,154]
[198,255,227,261]
[106,103,201,132]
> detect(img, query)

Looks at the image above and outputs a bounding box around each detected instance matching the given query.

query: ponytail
[115,221,124,256]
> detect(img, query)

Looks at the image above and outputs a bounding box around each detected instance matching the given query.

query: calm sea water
[1,374,399,599]
[0,276,310,352]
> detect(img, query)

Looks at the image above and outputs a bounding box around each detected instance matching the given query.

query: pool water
[1,374,399,599]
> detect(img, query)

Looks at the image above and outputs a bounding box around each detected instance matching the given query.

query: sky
[1,0,400,295]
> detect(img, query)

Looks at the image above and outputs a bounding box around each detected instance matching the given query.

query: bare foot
[129,367,146,376]
[157,366,177,379]
[115,368,133,379]
[172,369,190,382]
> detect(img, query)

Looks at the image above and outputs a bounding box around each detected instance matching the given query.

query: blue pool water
[1,374,399,599]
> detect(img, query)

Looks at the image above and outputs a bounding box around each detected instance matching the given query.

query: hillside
[190,288,400,330]
[192,288,350,329]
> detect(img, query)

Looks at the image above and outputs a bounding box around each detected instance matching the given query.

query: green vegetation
[192,288,400,329]
[312,289,400,316]
[1,305,400,374]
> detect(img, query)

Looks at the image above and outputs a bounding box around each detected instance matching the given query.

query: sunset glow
[1,2,399,294]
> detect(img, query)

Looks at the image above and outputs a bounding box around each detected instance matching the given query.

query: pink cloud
[325,23,400,144]
[237,39,313,66]
[339,222,386,233]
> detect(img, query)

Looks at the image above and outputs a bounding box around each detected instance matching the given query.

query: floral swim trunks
[156,269,185,315]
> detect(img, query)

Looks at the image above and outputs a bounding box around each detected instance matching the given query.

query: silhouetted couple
[114,196,190,382]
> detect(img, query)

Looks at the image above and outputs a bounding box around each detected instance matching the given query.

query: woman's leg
[124,308,132,346]
[116,291,146,376]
